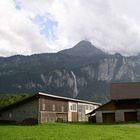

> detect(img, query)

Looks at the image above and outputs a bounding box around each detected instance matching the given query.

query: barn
[88,82,140,123]
[0,92,100,124]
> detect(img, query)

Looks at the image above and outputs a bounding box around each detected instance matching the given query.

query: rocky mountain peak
[59,40,106,57]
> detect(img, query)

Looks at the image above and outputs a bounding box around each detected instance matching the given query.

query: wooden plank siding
[0,93,100,124]
[39,96,68,112]
[95,101,116,111]
[93,99,140,123]
[95,99,140,112]
[0,98,39,124]
[39,96,68,123]
[116,99,140,109]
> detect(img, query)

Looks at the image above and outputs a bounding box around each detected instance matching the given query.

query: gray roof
[39,92,101,105]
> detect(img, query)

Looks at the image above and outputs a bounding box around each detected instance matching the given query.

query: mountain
[59,40,106,57]
[0,41,140,103]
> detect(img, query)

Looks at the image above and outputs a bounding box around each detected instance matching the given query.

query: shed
[88,82,140,123]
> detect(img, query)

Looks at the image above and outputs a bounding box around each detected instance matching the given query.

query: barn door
[124,112,137,122]
[103,113,115,123]
[71,112,77,122]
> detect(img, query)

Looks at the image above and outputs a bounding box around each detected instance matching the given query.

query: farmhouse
[88,82,140,123]
[0,92,100,124]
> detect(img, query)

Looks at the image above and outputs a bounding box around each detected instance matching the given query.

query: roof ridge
[38,92,101,105]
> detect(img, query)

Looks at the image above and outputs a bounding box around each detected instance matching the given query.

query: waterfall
[71,71,78,98]
[40,74,47,85]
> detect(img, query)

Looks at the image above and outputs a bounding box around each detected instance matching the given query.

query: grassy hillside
[0,123,140,140]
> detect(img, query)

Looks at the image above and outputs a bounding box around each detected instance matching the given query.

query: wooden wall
[39,96,68,123]
[0,98,38,124]
[95,99,140,123]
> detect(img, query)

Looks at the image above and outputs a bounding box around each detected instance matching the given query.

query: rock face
[0,40,140,103]
[59,40,106,57]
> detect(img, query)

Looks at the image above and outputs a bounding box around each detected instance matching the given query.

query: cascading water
[71,71,78,98]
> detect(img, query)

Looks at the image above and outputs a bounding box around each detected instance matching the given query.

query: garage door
[124,112,137,122]
[103,113,115,123]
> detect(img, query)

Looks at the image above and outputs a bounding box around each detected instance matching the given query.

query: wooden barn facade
[88,82,140,123]
[0,92,100,124]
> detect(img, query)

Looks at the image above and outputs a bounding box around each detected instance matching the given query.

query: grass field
[0,123,140,140]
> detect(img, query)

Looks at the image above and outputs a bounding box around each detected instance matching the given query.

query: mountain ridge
[0,41,140,103]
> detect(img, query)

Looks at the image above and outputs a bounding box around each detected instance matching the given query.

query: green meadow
[0,123,140,140]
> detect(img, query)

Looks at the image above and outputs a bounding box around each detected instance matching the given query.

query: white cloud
[1,0,140,56]
[0,0,51,56]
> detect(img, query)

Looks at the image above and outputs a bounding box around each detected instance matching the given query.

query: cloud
[1,0,140,56]
[47,0,140,55]
[0,0,51,56]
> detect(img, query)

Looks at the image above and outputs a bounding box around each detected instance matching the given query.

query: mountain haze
[0,40,140,103]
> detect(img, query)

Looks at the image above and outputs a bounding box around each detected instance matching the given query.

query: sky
[1,0,140,56]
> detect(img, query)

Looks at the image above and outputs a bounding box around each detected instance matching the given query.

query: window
[73,104,77,110]
[85,105,89,110]
[71,104,77,111]
[52,104,55,111]
[42,103,46,110]
[90,106,93,110]
[62,106,64,112]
